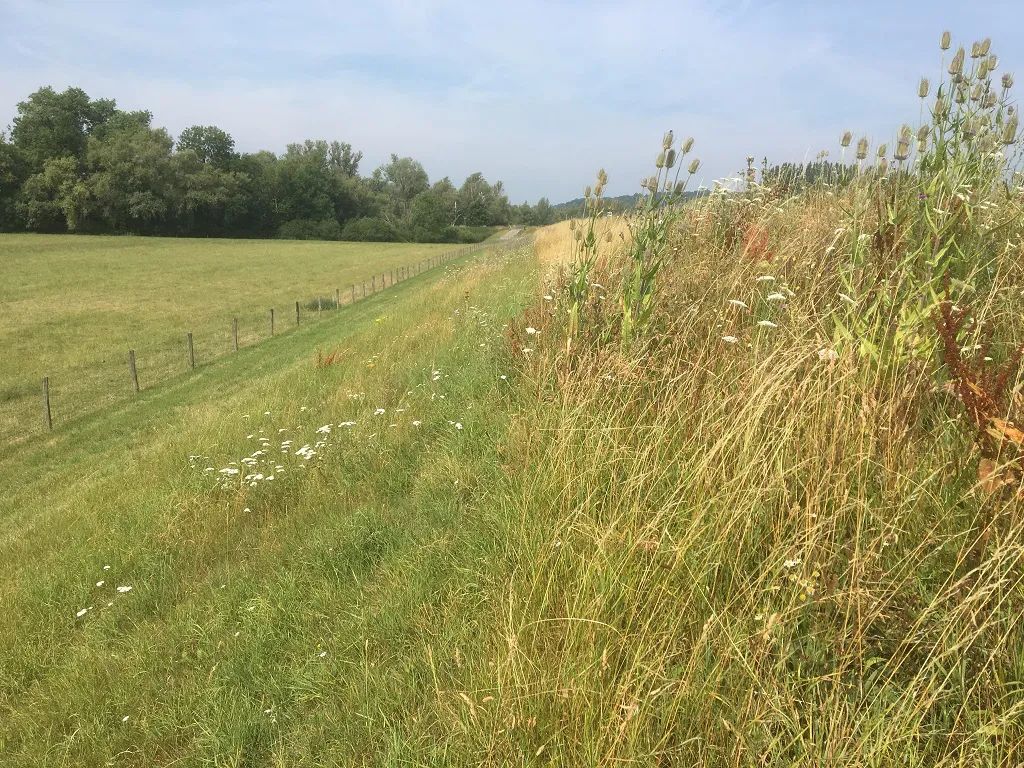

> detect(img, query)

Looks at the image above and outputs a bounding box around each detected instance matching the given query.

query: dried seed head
[665,149,677,169]
[941,30,951,50]
[876,143,888,158]
[662,131,674,150]
[1003,113,1019,144]
[746,168,756,183]
[878,157,888,175]
[962,116,978,137]
[597,168,608,185]
[918,77,930,99]
[895,137,911,161]
[856,136,869,160]
[983,92,997,109]
[950,47,965,75]
[971,41,982,59]
[917,139,927,153]
[681,137,694,154]
[971,83,983,102]
[980,38,991,56]
[917,125,930,142]
[673,181,685,196]
[655,152,665,169]
[687,158,700,175]
[987,55,998,72]
[841,131,853,148]
[746,155,755,165]
[955,83,968,104]
[978,59,990,79]
[934,98,949,119]
[584,185,592,198]
[1003,72,1015,90]
[594,182,604,196]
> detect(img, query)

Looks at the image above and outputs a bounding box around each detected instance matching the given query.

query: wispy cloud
[1,0,1021,202]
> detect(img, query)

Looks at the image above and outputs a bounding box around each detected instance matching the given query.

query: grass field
[4,32,1024,766]
[0,235,460,447]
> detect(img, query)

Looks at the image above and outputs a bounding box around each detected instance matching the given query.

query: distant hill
[553,189,707,213]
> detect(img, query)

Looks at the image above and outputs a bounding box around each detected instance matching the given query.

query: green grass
[0,234,460,446]
[0,239,540,765]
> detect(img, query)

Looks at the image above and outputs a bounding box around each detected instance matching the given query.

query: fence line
[7,239,515,442]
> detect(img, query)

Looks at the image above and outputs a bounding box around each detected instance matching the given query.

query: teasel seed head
[662,131,674,151]
[876,143,888,158]
[878,157,888,175]
[687,158,700,175]
[655,152,666,169]
[856,136,869,160]
[584,185,592,198]
[1003,113,1019,145]
[895,137,912,161]
[934,97,949,119]
[681,137,694,154]
[917,139,928,153]
[962,116,978,137]
[918,77,930,99]
[594,182,604,196]
[955,83,968,104]
[1003,72,1015,90]
[941,30,951,51]
[971,41,982,59]
[665,149,677,169]
[971,83,984,102]
[979,59,990,79]
[917,125,930,142]
[841,131,853,148]
[980,38,991,56]
[673,181,685,197]
[983,92,997,109]
[987,55,999,72]
[950,47,965,75]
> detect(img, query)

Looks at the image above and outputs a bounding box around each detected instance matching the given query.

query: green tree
[86,124,178,233]
[0,134,27,230]
[11,86,117,171]
[411,178,458,241]
[18,156,90,232]
[176,125,236,168]
[372,154,429,227]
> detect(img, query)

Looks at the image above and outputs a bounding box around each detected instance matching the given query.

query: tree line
[0,87,559,242]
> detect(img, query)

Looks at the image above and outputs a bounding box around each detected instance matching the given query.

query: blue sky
[0,0,1021,203]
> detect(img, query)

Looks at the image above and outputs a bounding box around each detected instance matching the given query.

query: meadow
[2,30,1024,767]
[0,235,460,446]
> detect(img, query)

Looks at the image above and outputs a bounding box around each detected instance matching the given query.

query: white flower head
[728,299,749,310]
[817,348,839,363]
[838,293,857,306]
[755,275,775,282]
[722,335,739,344]
[758,320,778,328]
[374,408,386,416]
[117,586,132,593]
[525,327,538,335]
[766,293,786,302]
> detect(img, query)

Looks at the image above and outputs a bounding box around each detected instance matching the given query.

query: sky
[0,0,1021,204]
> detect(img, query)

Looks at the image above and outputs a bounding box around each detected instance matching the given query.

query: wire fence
[2,241,495,447]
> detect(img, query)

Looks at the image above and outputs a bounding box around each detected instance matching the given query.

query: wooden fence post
[270,308,275,336]
[372,275,376,293]
[380,273,384,288]
[336,288,340,308]
[295,301,300,325]
[187,332,195,370]
[390,270,394,286]
[233,318,239,351]
[129,350,139,392]
[42,376,52,431]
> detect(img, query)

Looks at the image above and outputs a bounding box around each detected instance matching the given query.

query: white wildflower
[96,581,105,587]
[817,348,839,363]
[117,586,132,593]
[758,320,778,328]
[374,408,386,416]
[525,327,538,335]
[784,558,801,569]
[728,299,749,310]
[838,293,857,305]
[755,275,775,282]
[76,608,88,617]
[722,335,739,344]
[766,293,786,302]
[412,420,422,426]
